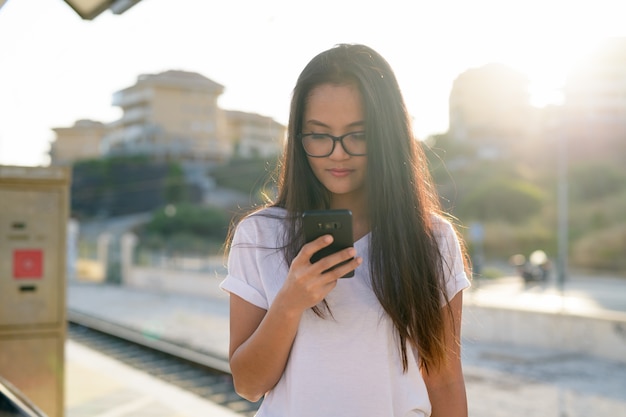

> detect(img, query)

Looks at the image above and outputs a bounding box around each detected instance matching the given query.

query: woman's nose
[328,140,350,160]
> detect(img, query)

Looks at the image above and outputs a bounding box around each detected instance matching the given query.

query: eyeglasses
[299,131,367,157]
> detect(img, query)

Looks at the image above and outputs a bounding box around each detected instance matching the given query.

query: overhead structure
[62,0,143,20]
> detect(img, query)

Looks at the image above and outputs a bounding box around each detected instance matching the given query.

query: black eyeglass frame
[298,131,367,157]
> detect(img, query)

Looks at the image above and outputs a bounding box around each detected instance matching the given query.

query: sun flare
[467,1,623,108]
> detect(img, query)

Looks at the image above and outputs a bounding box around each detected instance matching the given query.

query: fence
[74,232,227,298]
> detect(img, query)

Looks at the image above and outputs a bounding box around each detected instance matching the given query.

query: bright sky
[1,0,624,166]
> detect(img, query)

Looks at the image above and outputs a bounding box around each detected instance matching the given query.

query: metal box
[0,165,70,417]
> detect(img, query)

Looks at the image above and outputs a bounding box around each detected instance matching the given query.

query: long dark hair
[238,44,468,372]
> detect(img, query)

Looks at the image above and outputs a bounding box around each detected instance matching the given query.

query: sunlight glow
[1,0,625,166]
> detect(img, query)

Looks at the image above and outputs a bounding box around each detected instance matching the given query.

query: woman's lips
[328,168,352,177]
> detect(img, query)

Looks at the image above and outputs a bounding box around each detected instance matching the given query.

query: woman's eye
[349,132,366,141]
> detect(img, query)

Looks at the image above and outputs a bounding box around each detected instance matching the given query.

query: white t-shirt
[220,207,470,417]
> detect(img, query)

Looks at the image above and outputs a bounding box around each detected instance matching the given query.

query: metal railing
[0,376,48,417]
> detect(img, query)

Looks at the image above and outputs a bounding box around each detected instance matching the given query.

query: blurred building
[448,63,534,159]
[49,70,285,165]
[446,39,626,165]
[559,38,626,163]
[50,120,108,166]
[225,110,285,158]
[101,70,230,161]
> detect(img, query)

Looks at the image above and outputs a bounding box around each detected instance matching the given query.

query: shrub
[458,179,545,222]
[211,157,278,199]
[569,163,626,202]
[571,223,626,272]
[463,221,555,261]
[136,203,232,254]
[71,156,200,219]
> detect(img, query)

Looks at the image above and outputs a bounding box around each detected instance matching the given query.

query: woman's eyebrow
[304,119,330,128]
[347,120,365,129]
[304,119,365,129]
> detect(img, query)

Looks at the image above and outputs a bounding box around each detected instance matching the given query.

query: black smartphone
[302,209,355,278]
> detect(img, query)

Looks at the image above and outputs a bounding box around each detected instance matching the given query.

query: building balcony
[112,89,153,108]
[117,107,151,126]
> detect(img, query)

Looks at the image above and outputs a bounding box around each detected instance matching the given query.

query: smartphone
[302,209,355,278]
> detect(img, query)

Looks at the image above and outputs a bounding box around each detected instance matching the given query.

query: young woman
[220,43,471,417]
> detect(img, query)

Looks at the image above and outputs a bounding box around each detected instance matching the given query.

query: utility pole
[556,126,568,295]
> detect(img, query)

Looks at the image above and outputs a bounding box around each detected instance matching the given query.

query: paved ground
[463,341,626,416]
[465,273,626,416]
[470,272,626,315]
[65,339,240,417]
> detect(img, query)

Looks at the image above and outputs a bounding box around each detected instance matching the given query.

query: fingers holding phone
[302,209,358,278]
[274,211,362,315]
[300,235,360,279]
[278,235,348,313]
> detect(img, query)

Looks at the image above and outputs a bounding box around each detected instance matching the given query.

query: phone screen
[302,209,354,278]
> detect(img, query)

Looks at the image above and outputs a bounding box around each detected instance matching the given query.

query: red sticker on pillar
[13,249,43,279]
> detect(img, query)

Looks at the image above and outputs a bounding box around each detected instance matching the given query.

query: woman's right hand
[275,235,361,314]
[229,235,360,402]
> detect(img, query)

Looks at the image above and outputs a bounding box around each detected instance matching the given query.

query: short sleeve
[435,217,471,304]
[219,217,269,310]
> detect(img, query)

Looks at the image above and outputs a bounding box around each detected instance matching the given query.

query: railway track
[67,315,261,417]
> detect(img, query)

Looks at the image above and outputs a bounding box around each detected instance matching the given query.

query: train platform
[65,278,236,417]
[65,275,626,416]
[65,339,239,417]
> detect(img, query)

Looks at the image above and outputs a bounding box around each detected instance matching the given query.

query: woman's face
[302,83,368,206]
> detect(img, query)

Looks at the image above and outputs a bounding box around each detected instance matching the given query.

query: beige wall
[226,110,285,158]
[50,120,107,165]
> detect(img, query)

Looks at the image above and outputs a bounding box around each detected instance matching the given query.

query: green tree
[569,163,626,202]
[137,203,232,254]
[458,179,545,223]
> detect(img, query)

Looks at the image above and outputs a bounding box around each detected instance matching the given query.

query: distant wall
[463,304,626,364]
[123,266,226,300]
